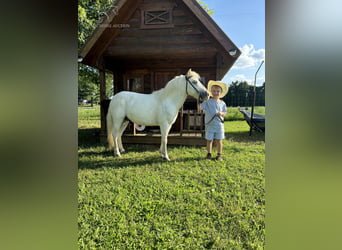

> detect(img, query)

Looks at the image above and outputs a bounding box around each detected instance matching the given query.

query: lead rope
[205,101,224,125]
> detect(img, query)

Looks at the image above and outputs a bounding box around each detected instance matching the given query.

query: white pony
[107,69,209,161]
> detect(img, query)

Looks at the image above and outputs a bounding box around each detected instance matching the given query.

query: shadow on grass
[79,129,206,170]
[78,128,102,147]
[226,130,265,143]
[79,153,165,170]
[79,128,265,147]
[78,128,263,170]
[78,148,205,170]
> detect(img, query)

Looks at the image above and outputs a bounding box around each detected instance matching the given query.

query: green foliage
[78,105,101,128]
[78,65,114,102]
[197,1,214,16]
[78,0,116,49]
[78,106,265,249]
[78,0,116,102]
[223,81,265,107]
[78,65,100,102]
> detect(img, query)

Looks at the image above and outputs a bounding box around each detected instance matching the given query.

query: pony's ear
[186,69,192,76]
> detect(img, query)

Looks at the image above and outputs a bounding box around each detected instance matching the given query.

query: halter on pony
[185,76,206,101]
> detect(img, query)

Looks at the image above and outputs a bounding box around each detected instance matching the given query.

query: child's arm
[199,101,206,111]
[216,111,226,117]
[216,102,227,117]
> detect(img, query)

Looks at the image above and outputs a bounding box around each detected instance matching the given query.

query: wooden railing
[179,106,205,137]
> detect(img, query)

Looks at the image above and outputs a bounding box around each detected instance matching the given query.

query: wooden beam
[104,44,217,57]
[110,34,210,47]
[108,64,215,73]
[115,25,203,38]
[105,55,217,65]
[99,66,107,137]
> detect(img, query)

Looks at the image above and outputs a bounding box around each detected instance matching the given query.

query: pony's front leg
[113,136,121,157]
[160,123,172,161]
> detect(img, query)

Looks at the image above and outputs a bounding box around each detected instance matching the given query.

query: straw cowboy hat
[207,80,229,99]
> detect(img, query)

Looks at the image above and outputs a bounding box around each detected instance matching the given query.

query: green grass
[78,105,101,128]
[78,105,265,249]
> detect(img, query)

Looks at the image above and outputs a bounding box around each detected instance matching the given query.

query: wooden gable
[80,0,241,80]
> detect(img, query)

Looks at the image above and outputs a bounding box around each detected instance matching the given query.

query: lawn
[78,105,265,249]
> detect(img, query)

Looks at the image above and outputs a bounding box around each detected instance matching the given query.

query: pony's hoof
[162,156,170,161]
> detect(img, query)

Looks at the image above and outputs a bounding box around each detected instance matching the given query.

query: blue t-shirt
[200,98,227,130]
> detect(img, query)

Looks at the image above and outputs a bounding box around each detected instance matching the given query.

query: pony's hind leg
[160,123,172,161]
[118,120,129,154]
[107,112,114,150]
[112,120,124,157]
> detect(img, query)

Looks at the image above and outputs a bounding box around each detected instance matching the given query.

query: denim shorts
[205,128,225,140]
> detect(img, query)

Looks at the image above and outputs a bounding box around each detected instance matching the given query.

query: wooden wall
[104,0,220,90]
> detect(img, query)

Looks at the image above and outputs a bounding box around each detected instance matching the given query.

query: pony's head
[185,69,209,102]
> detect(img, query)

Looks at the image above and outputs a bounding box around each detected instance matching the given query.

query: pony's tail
[106,110,114,150]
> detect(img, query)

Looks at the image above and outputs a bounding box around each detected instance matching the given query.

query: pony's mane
[188,70,200,79]
[152,75,183,97]
[152,71,200,97]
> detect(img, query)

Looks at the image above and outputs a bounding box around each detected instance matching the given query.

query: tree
[78,65,99,102]
[223,81,265,107]
[256,82,265,106]
[78,0,116,49]
[197,1,214,16]
[223,81,238,106]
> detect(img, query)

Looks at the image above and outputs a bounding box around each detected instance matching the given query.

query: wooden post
[133,124,137,136]
[194,109,197,132]
[99,68,107,140]
[180,107,183,136]
[113,70,124,94]
[187,110,190,131]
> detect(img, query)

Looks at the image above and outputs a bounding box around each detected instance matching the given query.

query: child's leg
[206,140,213,159]
[216,139,223,154]
[207,140,213,154]
[214,139,223,160]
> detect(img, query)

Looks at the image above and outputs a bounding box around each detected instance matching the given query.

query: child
[200,81,228,161]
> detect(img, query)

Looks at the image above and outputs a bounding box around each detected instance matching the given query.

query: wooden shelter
[79,0,241,145]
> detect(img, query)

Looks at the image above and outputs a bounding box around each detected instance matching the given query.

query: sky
[207,0,265,86]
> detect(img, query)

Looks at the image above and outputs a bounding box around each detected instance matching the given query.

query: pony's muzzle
[199,90,210,102]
